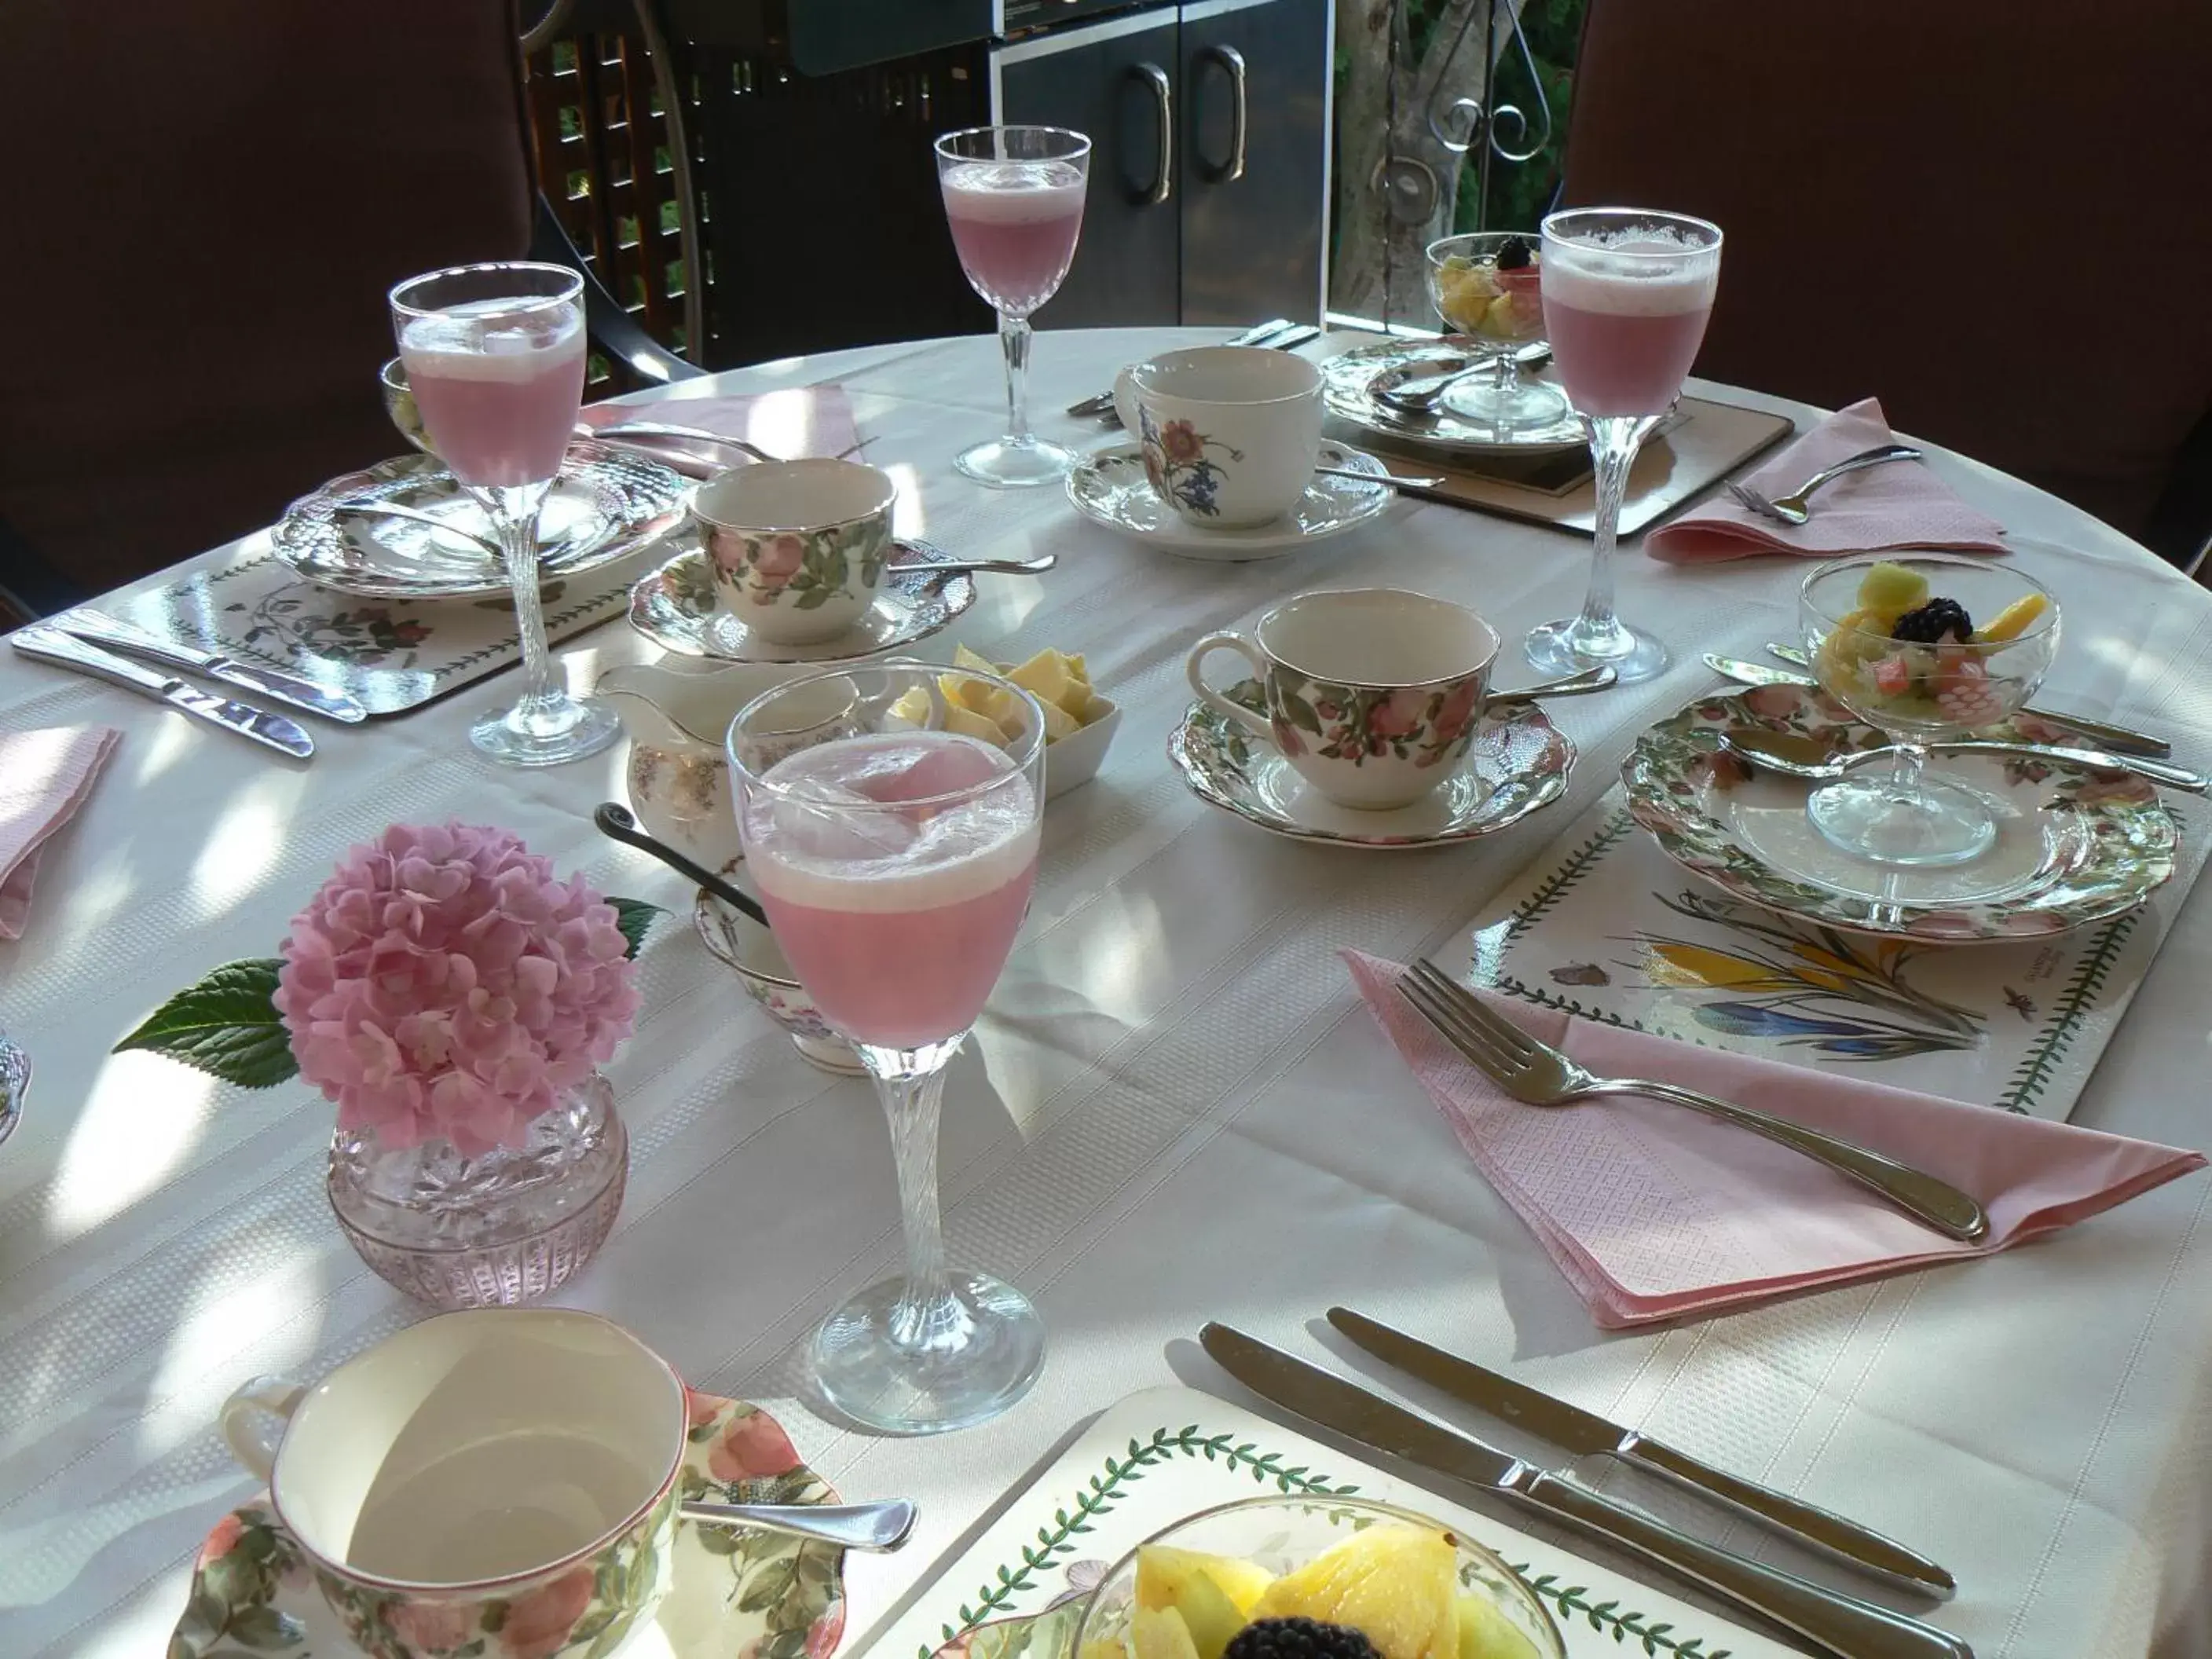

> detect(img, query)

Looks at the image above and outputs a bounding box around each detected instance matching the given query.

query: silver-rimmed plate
[628,538,977,662]
[1320,339,1585,456]
[272,441,690,599]
[1168,683,1576,848]
[1622,683,2181,941]
[1067,442,1393,561]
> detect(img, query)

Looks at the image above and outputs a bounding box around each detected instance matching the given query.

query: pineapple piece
[1250,1525,1459,1659]
[1454,1594,1539,1659]
[1136,1544,1275,1621]
[1132,1606,1201,1659]
[1481,293,1518,337]
[1136,1547,1250,1659]
[1976,591,2049,643]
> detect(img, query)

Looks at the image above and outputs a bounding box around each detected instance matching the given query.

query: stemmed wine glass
[935,126,1092,489]
[729,663,1047,1434]
[390,262,618,767]
[1525,208,1723,683]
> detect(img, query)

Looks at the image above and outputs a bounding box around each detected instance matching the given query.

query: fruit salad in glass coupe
[1078,1496,1561,1659]
[1800,555,2060,866]
[1422,233,1567,430]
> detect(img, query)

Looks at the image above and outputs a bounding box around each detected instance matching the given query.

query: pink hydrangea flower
[273,823,641,1155]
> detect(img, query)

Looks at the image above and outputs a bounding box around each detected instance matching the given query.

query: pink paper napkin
[1345,950,2205,1327]
[580,384,862,467]
[0,725,120,940]
[1645,397,2007,563]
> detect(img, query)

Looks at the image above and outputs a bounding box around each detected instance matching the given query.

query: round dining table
[3,328,2210,1659]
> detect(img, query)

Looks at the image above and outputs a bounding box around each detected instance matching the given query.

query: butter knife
[13,628,316,759]
[1761,642,2169,758]
[1199,1326,1972,1659]
[1326,1308,1953,1599]
[57,611,366,723]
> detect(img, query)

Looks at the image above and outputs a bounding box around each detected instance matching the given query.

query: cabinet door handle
[1129,60,1173,204]
[1196,44,1247,183]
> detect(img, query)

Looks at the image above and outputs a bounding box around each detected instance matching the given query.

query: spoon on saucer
[1375,342,1554,415]
[1719,728,2209,794]
[1486,665,1619,705]
[1316,467,1445,491]
[682,1496,916,1551]
[886,551,1057,578]
[594,803,771,925]
[331,500,502,556]
[582,420,784,465]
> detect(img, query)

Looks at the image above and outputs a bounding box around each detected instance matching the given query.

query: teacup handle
[1185,632,1274,742]
[221,1375,307,1483]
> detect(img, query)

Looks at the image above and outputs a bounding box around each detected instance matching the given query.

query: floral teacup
[218,1309,687,1659]
[695,460,895,645]
[1115,346,1323,529]
[1186,588,1500,809]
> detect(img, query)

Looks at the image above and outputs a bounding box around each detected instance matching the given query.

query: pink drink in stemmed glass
[400,305,586,488]
[728,661,1050,1437]
[940,159,1087,317]
[389,262,618,768]
[1522,208,1722,685]
[933,126,1093,489]
[743,732,1040,1050]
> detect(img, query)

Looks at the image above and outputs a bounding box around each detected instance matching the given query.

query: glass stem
[998,314,1032,447]
[490,485,558,730]
[1574,413,1661,643]
[1888,739,1930,808]
[861,1038,970,1353]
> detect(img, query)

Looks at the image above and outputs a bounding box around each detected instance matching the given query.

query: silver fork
[1725,443,1923,526]
[1398,961,1988,1241]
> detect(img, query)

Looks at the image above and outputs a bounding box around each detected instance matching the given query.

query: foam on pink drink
[744,731,1039,1049]
[941,159,1086,317]
[401,303,586,488]
[1540,236,1716,417]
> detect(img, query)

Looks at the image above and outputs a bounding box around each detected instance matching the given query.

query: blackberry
[1495,235,1533,270]
[1891,598,1973,644]
[1222,1619,1379,1659]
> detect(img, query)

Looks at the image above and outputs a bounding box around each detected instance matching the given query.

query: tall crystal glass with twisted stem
[391,262,618,767]
[730,663,1046,1433]
[935,125,1091,489]
[1525,208,1723,684]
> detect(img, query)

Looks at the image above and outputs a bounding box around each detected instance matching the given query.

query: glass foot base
[811,1269,1044,1435]
[956,435,1077,489]
[1525,616,1669,684]
[471,694,621,768]
[1807,775,1996,867]
[1441,374,1571,430]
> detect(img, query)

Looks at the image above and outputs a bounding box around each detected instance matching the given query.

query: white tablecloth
[5,329,2210,1659]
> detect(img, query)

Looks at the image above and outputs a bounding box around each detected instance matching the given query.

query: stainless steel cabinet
[995,0,1331,328]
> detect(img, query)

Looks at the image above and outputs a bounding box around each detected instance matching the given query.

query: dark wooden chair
[1560,0,2212,571]
[0,0,698,621]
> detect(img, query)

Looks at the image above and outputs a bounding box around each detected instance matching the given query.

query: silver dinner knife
[12,628,316,759]
[1199,1326,1972,1659]
[56,611,367,723]
[1760,641,2170,758]
[1325,1307,1954,1599]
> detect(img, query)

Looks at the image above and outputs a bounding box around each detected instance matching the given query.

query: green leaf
[694,1523,742,1555]
[113,959,296,1087]
[610,898,664,959]
[1284,693,1324,736]
[227,1605,301,1650]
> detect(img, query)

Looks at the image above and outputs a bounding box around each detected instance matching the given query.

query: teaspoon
[680,1497,915,1552]
[1719,728,2208,794]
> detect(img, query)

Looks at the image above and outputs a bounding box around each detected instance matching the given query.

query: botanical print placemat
[862,1385,1792,1659]
[68,529,676,719]
[1447,793,2185,1121]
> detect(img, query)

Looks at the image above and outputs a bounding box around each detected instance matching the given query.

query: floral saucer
[1065,442,1392,561]
[274,442,692,600]
[1621,682,2180,941]
[1319,339,1585,456]
[629,540,976,662]
[1168,683,1575,849]
[170,1392,848,1659]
